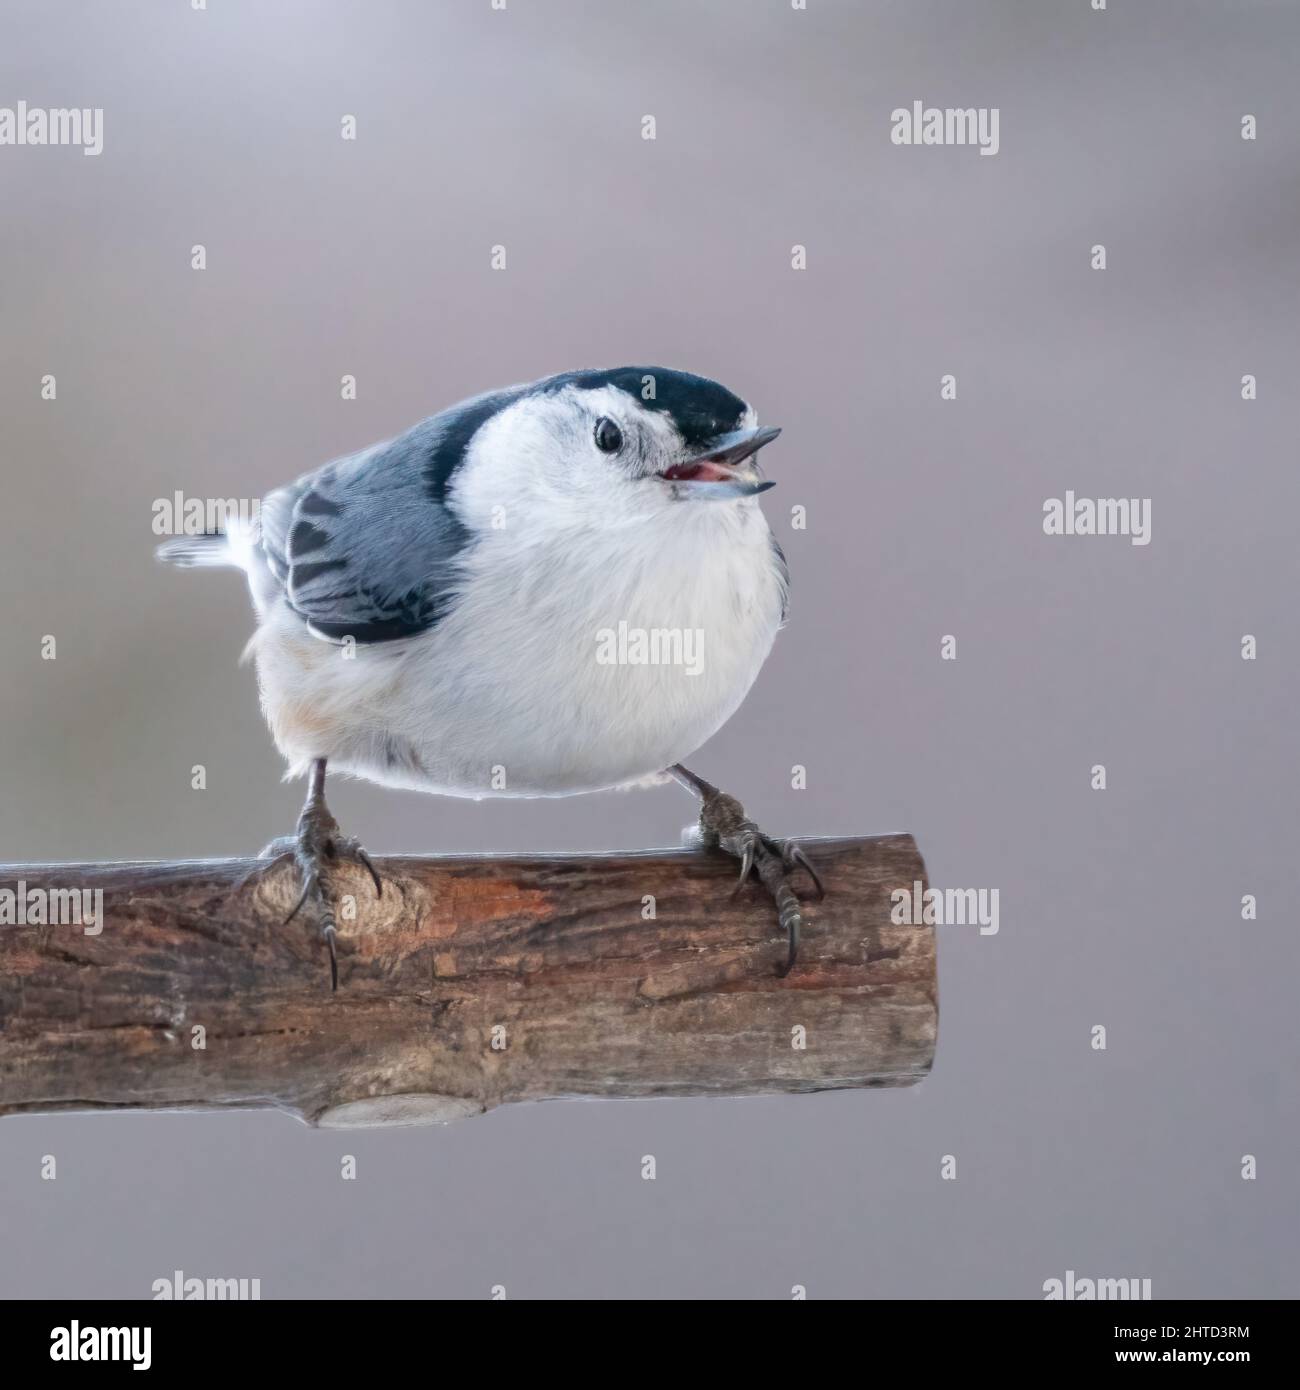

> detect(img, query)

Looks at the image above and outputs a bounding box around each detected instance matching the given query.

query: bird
[157,366,824,986]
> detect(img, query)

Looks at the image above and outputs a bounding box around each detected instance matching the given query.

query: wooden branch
[0,836,936,1127]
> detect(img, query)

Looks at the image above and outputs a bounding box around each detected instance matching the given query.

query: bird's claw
[287,805,382,989]
[352,843,383,899]
[281,871,338,989]
[782,840,826,899]
[232,804,382,990]
[732,838,756,896]
[696,790,825,976]
[283,869,319,926]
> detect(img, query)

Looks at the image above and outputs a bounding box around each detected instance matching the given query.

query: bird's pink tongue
[661,460,733,482]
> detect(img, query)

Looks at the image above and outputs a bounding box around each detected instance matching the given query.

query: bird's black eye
[594,417,623,454]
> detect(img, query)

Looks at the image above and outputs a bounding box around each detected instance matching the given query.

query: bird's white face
[447,385,777,537]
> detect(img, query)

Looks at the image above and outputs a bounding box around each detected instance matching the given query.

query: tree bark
[0,835,936,1127]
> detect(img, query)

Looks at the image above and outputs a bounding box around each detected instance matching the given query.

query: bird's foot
[693,788,825,977]
[240,799,382,990]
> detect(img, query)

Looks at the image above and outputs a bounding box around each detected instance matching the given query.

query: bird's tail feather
[155,532,232,567]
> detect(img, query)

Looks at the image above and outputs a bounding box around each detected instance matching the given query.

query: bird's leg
[249,757,381,990]
[669,763,825,977]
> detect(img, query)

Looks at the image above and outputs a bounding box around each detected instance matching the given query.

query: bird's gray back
[258,388,524,644]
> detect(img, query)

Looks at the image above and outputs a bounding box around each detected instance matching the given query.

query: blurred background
[1,0,1297,1297]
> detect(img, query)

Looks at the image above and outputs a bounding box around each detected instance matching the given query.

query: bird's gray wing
[259,398,513,644]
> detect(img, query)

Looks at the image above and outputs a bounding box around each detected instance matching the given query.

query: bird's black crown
[537,366,750,449]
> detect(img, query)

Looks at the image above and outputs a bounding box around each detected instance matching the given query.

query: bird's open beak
[657,425,781,501]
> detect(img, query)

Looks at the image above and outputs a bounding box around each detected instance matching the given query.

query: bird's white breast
[251,500,785,797]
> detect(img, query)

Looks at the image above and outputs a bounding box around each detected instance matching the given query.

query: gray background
[1,0,1297,1298]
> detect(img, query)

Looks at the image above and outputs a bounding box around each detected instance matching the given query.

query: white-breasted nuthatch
[159,367,824,985]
